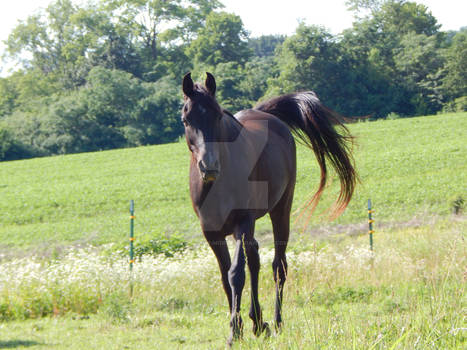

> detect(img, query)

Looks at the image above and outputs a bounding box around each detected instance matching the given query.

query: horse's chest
[193,174,268,232]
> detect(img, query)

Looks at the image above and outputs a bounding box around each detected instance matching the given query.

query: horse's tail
[255,91,357,219]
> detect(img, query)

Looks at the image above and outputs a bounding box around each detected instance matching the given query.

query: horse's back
[235,109,295,145]
[234,109,297,213]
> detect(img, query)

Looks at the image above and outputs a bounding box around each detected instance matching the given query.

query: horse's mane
[193,83,242,127]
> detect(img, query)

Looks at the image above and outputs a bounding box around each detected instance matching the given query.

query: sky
[0,0,465,58]
[222,0,467,36]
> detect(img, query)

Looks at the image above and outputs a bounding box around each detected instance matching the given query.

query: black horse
[181,72,356,345]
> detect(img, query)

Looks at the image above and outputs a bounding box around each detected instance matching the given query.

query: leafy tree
[0,78,19,117]
[5,0,87,88]
[142,45,191,82]
[130,76,183,145]
[106,0,222,60]
[1,106,49,157]
[345,0,384,13]
[394,32,445,114]
[2,67,185,156]
[74,6,142,77]
[39,93,94,154]
[248,35,286,57]
[1,70,60,113]
[4,0,136,88]
[84,67,145,128]
[177,0,224,41]
[240,57,279,104]
[209,62,249,112]
[106,0,185,61]
[0,126,34,160]
[344,1,440,74]
[266,25,341,97]
[188,11,252,67]
[340,0,443,116]
[269,23,411,118]
[379,1,439,36]
[347,0,439,35]
[441,29,467,101]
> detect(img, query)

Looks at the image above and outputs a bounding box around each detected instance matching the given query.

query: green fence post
[129,200,135,271]
[129,200,135,297]
[368,199,374,251]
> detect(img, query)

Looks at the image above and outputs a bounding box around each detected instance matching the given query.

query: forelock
[190,83,222,113]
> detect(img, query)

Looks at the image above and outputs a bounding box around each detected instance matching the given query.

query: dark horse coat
[181,73,357,345]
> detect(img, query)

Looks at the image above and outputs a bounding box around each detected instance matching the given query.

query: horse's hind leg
[269,191,292,330]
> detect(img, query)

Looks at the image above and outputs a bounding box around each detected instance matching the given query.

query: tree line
[0,0,465,161]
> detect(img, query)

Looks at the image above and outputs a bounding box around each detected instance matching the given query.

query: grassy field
[0,218,465,349]
[0,113,466,253]
[0,112,466,349]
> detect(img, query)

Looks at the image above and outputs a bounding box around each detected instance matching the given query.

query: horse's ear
[205,72,216,97]
[182,72,194,98]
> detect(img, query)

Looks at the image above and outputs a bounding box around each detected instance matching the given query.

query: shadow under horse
[181,72,357,346]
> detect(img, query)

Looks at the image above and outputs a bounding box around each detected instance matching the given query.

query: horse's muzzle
[202,170,219,183]
[199,160,220,183]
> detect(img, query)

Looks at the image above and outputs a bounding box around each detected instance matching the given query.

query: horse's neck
[220,112,242,143]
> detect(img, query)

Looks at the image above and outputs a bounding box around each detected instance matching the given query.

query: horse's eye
[183,105,188,113]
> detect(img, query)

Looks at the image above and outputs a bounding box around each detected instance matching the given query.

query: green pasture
[0,112,466,349]
[0,113,465,253]
[0,218,465,349]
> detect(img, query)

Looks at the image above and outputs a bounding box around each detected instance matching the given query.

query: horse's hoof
[227,321,243,347]
[253,322,271,337]
[226,337,233,348]
[227,330,242,347]
[274,321,283,334]
[263,322,271,337]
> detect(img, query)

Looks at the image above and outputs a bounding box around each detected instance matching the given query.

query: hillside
[0,112,466,254]
[0,113,465,349]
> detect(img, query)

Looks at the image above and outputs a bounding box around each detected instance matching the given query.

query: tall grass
[0,218,465,348]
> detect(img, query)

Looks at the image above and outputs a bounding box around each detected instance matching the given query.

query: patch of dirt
[256,213,466,246]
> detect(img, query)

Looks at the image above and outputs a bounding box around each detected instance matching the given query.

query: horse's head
[182,72,223,183]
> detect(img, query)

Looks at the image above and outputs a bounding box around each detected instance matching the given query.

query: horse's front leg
[205,232,232,311]
[226,219,253,346]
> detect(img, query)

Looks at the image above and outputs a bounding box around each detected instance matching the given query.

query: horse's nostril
[198,159,219,182]
[199,159,219,173]
[198,160,207,172]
